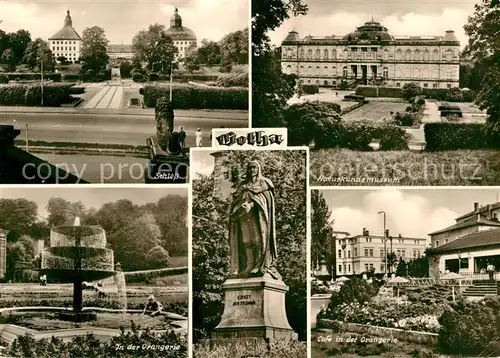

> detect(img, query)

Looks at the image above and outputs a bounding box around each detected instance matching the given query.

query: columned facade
[281,21,460,89]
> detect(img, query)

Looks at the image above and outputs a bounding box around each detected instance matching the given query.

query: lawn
[310,148,500,186]
[342,102,409,121]
[2,311,172,331]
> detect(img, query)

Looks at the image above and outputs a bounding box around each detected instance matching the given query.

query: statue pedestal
[144,137,188,183]
[213,276,297,340]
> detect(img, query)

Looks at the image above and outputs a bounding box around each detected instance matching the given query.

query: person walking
[487,262,496,281]
[195,128,203,147]
[179,126,186,149]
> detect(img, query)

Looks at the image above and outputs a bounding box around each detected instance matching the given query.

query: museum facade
[281,20,460,89]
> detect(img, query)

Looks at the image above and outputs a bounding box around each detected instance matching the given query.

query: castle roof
[49,10,81,41]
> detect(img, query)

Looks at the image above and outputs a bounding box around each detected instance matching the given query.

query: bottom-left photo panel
[0,186,188,358]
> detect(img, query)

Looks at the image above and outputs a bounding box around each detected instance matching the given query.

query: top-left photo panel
[0,0,249,184]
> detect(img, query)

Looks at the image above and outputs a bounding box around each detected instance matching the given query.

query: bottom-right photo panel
[311,188,500,358]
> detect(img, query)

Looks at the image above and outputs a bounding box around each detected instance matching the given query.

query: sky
[0,186,187,219]
[191,149,216,177]
[270,0,481,49]
[0,0,248,44]
[319,188,500,242]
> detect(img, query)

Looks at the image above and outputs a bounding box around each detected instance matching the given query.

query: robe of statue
[228,161,280,280]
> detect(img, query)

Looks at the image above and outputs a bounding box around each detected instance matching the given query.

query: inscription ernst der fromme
[232,294,256,306]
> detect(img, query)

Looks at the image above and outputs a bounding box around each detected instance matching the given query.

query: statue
[155,97,182,155]
[228,160,280,280]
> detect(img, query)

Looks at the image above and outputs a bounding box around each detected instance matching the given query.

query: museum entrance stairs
[463,280,497,297]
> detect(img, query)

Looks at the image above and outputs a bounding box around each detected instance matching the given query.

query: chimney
[362,227,366,235]
[398,234,402,238]
[487,204,492,219]
[474,202,479,211]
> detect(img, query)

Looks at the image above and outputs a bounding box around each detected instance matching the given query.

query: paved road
[2,112,247,147]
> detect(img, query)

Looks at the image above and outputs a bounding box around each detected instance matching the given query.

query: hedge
[0,74,8,83]
[0,83,74,106]
[301,84,319,94]
[173,74,219,83]
[143,83,248,110]
[216,72,249,88]
[133,73,146,83]
[62,74,81,82]
[4,72,62,82]
[356,86,403,98]
[424,123,496,151]
[68,86,85,95]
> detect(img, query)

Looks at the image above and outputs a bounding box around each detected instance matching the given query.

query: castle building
[281,20,460,89]
[107,44,134,60]
[335,228,428,276]
[165,7,197,59]
[48,10,82,63]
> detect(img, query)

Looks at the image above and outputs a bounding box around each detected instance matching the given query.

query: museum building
[281,20,460,89]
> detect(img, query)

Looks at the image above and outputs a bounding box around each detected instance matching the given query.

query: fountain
[40,217,115,322]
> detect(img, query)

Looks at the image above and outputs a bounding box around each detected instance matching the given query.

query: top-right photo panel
[252,0,500,186]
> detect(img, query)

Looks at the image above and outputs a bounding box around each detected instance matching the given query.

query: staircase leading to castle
[463,280,498,297]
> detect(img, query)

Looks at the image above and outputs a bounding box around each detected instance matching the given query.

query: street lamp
[378,211,387,275]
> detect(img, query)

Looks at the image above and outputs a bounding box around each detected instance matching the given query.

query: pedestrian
[195,128,203,147]
[335,91,338,96]
[487,262,496,281]
[179,126,186,149]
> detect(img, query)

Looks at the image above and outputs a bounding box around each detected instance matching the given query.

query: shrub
[402,82,423,100]
[339,80,348,90]
[379,125,410,150]
[301,84,319,94]
[139,87,144,95]
[283,101,341,147]
[394,112,415,127]
[0,74,9,83]
[132,73,146,83]
[438,301,498,356]
[356,86,378,97]
[424,123,496,151]
[173,74,219,83]
[142,84,248,110]
[148,72,160,81]
[0,83,73,107]
[68,86,85,95]
[379,86,403,98]
[328,277,379,310]
[446,87,463,102]
[417,98,425,105]
[215,72,249,87]
[62,74,81,82]
[405,106,412,112]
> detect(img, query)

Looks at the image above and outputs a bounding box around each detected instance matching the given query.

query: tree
[146,245,170,269]
[183,44,200,72]
[311,190,333,273]
[219,28,249,65]
[80,26,109,73]
[46,197,87,227]
[463,1,500,142]
[402,82,423,100]
[9,29,31,63]
[6,235,35,281]
[0,199,38,241]
[22,38,55,71]
[132,24,178,73]
[1,49,18,72]
[395,259,407,277]
[387,252,398,274]
[252,1,307,127]
[119,60,132,78]
[196,39,221,65]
